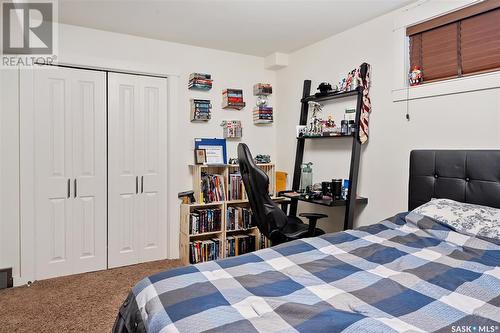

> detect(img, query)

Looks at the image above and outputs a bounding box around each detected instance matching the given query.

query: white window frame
[392,0,500,102]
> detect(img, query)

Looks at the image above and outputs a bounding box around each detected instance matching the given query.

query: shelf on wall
[297,133,355,140]
[301,87,360,103]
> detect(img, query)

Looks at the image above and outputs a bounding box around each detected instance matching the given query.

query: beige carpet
[0,259,182,333]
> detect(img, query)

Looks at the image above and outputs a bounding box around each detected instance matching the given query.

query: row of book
[189,239,221,264]
[222,89,246,110]
[253,83,272,96]
[189,73,212,90]
[189,208,222,235]
[253,106,273,124]
[228,172,244,200]
[226,235,256,257]
[221,120,243,139]
[259,233,271,249]
[190,99,211,122]
[226,206,252,231]
[201,173,226,203]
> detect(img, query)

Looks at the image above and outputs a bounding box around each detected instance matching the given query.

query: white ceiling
[58,0,414,57]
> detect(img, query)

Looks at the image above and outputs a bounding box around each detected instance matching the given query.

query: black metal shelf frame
[289,70,368,231]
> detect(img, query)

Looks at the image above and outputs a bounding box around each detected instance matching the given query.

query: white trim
[166,76,180,259]
[56,56,180,78]
[19,68,36,284]
[393,71,500,102]
[391,0,497,102]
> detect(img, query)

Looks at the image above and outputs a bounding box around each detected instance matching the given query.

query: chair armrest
[299,213,328,219]
[299,213,328,236]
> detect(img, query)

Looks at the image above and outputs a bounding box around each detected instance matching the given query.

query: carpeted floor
[0,259,182,333]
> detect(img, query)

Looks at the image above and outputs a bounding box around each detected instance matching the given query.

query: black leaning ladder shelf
[282,78,368,231]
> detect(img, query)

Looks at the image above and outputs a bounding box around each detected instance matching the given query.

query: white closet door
[34,69,74,279]
[71,71,107,273]
[138,77,167,262]
[33,67,106,279]
[108,73,167,268]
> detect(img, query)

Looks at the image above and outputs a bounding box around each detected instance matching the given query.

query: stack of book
[253,83,272,95]
[225,235,256,257]
[190,99,211,122]
[253,106,273,124]
[221,120,243,139]
[222,89,245,110]
[226,207,252,231]
[189,239,221,264]
[189,208,222,235]
[228,172,244,200]
[189,73,212,90]
[201,173,225,203]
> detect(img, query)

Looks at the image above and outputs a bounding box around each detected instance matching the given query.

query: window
[407,0,500,83]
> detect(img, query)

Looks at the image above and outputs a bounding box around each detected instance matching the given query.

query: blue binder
[194,138,227,164]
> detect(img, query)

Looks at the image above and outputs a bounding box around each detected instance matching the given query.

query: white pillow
[412,198,500,240]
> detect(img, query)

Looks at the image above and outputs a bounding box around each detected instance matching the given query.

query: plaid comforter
[131,212,500,333]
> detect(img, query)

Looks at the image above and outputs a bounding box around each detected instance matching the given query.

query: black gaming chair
[238,143,326,246]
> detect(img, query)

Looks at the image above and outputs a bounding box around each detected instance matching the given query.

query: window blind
[407,1,500,83]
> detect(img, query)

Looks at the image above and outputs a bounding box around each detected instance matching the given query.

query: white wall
[0,24,277,283]
[275,4,500,233]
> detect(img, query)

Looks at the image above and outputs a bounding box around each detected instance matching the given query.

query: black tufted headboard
[408,150,500,210]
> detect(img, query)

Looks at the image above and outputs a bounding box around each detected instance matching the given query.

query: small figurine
[307,102,323,136]
[322,115,336,134]
[409,66,423,86]
[317,82,332,95]
[339,78,347,92]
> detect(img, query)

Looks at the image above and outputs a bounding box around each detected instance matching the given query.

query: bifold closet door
[32,67,106,280]
[108,73,167,268]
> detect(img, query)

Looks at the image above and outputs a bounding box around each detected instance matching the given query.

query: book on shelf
[222,89,245,109]
[189,208,222,235]
[190,99,212,121]
[253,105,273,123]
[259,233,270,249]
[189,238,221,264]
[221,120,243,139]
[225,235,256,257]
[189,73,212,90]
[253,83,272,96]
[200,173,225,203]
[228,172,245,200]
[226,206,252,231]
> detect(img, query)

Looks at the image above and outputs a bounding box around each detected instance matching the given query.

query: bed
[113,150,500,333]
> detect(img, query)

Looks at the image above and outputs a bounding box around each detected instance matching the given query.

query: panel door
[108,73,168,268]
[108,73,142,268]
[34,69,74,279]
[71,70,107,273]
[33,67,106,279]
[138,77,167,262]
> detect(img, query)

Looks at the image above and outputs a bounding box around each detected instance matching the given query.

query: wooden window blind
[407,0,500,83]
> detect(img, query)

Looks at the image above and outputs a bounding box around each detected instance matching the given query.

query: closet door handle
[74,179,77,198]
[141,176,144,193]
[136,176,138,194]
[67,179,71,199]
